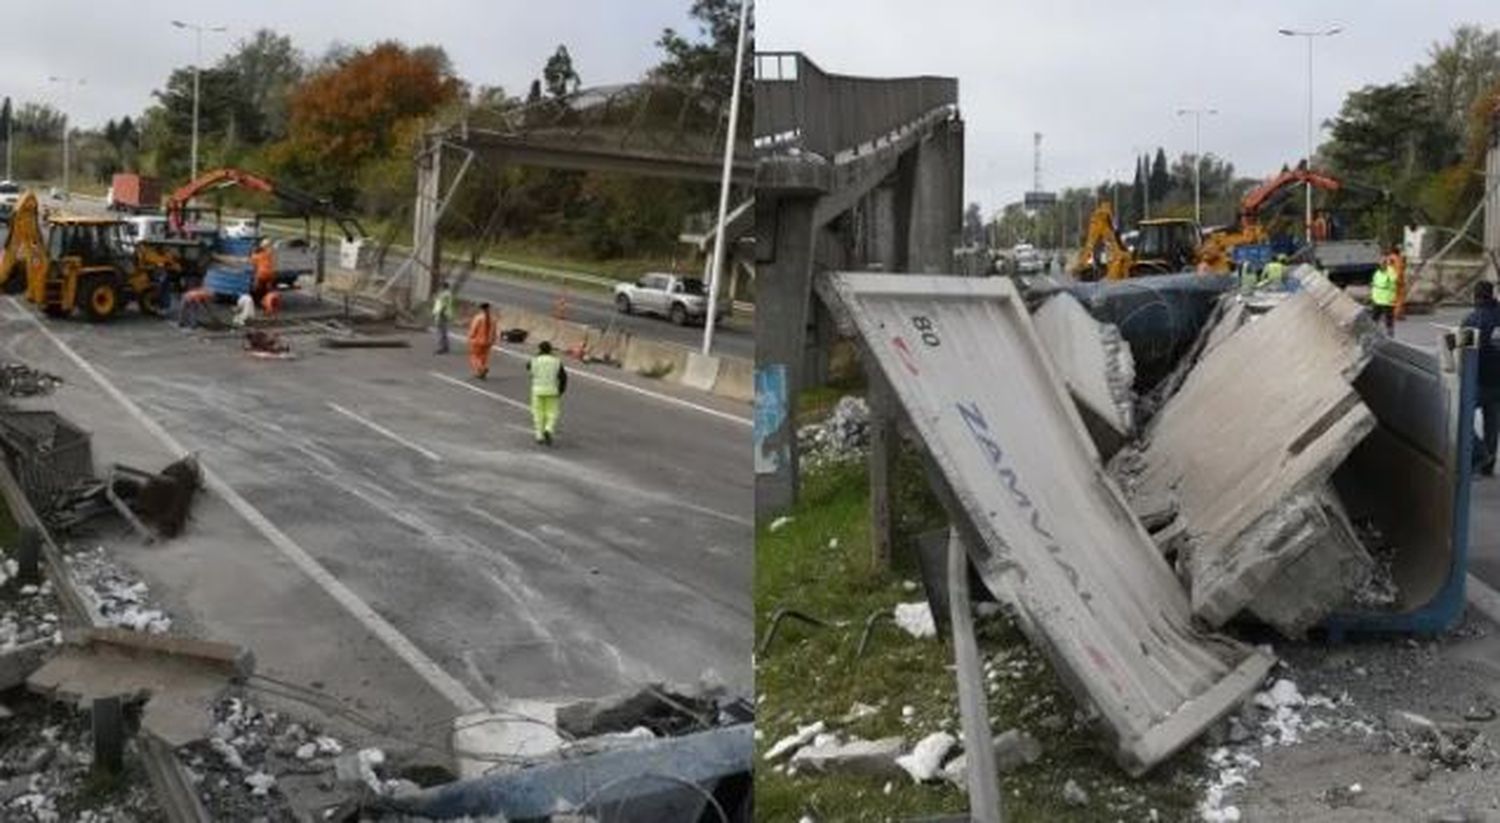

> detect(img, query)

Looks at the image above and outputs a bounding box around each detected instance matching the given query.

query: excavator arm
[164,167,364,241]
[1072,200,1134,281]
[0,192,49,297]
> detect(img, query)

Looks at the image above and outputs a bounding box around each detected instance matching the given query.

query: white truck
[613,273,729,326]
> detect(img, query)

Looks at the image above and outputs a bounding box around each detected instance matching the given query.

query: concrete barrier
[682,352,721,392]
[457,298,748,401]
[711,355,753,403]
[621,337,690,380]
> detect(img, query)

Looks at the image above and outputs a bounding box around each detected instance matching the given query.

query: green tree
[1410,25,1500,138]
[543,46,580,98]
[653,0,749,102]
[15,102,65,141]
[268,41,464,206]
[221,29,304,142]
[1150,147,1171,203]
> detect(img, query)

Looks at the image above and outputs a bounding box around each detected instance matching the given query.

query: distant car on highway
[613,272,729,326]
[120,215,168,252]
[223,218,259,239]
[0,180,20,216]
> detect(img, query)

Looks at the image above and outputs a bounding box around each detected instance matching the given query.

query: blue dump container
[1065,272,1238,389]
[1323,332,1478,639]
[216,236,258,257]
[1231,243,1274,270]
[204,262,254,298]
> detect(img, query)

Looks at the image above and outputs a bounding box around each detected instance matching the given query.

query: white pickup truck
[613,272,729,326]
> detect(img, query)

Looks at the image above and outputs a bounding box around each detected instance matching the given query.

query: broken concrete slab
[830,273,1274,776]
[788,736,905,778]
[1124,272,1381,632]
[1244,488,1374,637]
[451,700,564,781]
[0,639,52,692]
[26,628,251,747]
[1031,292,1136,455]
[554,681,721,739]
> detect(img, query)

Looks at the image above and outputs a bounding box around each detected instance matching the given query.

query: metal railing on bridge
[753,51,958,161]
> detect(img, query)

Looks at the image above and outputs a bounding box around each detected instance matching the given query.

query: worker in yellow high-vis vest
[527,341,568,446]
[1369,262,1398,336]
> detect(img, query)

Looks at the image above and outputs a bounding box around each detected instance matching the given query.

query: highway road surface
[0,297,751,746]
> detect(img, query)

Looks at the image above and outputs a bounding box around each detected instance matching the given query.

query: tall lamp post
[171,20,227,182]
[1278,25,1342,243]
[46,75,85,197]
[1175,107,1217,225]
[700,0,749,356]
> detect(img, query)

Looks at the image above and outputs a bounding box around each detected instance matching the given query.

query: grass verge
[755,457,1204,822]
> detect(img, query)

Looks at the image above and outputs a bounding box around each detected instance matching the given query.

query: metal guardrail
[753,51,958,160]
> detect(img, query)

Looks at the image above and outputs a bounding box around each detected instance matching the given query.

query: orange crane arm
[165,168,278,231]
[1238,166,1343,223]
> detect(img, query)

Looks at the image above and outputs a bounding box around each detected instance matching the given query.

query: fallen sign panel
[829,273,1273,774]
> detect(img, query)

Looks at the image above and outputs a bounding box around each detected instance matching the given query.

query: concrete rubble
[1111,271,1385,636]
[1032,292,1137,455]
[26,628,253,747]
[831,273,1274,775]
[797,394,871,468]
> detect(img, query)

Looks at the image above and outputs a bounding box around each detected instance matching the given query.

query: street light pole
[172,20,226,182]
[700,0,749,356]
[1176,107,1217,225]
[46,76,85,197]
[1279,25,1342,244]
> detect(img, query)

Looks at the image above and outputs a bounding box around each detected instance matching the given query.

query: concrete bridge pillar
[411,141,443,307]
[907,119,965,274]
[755,191,819,516]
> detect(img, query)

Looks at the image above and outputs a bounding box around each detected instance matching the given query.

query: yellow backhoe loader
[1,193,186,322]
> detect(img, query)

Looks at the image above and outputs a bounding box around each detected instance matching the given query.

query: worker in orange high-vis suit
[1385,244,1408,320]
[250,239,276,305]
[467,302,498,379]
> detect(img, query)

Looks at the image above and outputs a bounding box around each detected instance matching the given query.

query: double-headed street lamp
[171,20,227,181]
[1175,107,1217,225]
[1278,25,1343,243]
[46,75,85,197]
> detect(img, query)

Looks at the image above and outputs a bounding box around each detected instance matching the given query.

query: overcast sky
[761,1,1498,214]
[1,0,695,129]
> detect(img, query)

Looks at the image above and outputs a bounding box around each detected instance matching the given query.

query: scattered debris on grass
[0,693,163,822]
[893,601,935,639]
[798,395,870,469]
[64,546,171,634]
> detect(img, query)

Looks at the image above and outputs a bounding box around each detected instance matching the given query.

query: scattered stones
[764,720,826,762]
[1062,778,1089,807]
[797,395,870,468]
[991,729,1042,771]
[894,732,956,783]
[768,516,793,533]
[1463,705,1497,723]
[788,736,904,778]
[893,601,936,639]
[65,546,172,634]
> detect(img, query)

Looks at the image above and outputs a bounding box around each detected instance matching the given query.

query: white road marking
[13,298,486,714]
[328,402,442,462]
[430,371,532,414]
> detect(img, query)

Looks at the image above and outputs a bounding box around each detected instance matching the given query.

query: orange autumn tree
[268,42,464,207]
